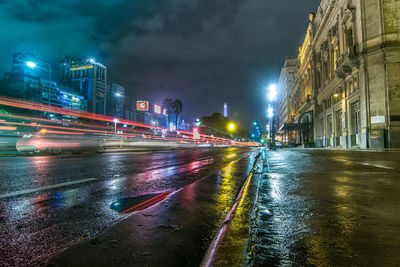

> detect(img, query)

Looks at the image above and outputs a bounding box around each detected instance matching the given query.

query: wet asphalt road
[1,148,400,266]
[0,148,257,266]
[250,149,400,266]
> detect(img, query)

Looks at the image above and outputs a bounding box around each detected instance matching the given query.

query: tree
[199,112,250,139]
[171,99,183,129]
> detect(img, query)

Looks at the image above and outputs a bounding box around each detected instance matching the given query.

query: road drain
[111,190,175,214]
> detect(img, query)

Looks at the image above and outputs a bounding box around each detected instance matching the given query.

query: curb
[200,150,261,267]
[246,149,269,266]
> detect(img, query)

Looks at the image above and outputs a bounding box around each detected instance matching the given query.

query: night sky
[0,0,320,129]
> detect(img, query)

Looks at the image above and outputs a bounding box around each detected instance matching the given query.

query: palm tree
[172,99,183,129]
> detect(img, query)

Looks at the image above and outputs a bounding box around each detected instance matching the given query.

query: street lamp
[268,106,274,117]
[26,60,53,106]
[267,83,277,148]
[26,61,36,68]
[228,122,236,132]
[113,118,119,133]
[25,60,52,82]
[268,84,277,102]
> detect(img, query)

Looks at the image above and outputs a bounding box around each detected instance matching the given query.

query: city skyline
[0,1,320,129]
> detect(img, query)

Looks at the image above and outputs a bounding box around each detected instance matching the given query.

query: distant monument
[224,102,228,117]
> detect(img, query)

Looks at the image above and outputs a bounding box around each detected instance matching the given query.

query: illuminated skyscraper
[107,83,125,118]
[60,56,107,115]
[224,102,228,117]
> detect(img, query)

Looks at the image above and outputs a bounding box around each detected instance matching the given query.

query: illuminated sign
[70,65,94,71]
[154,104,161,114]
[163,108,167,116]
[136,101,149,111]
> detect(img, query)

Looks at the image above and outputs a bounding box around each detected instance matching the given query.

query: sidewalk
[245,148,400,266]
[286,146,400,152]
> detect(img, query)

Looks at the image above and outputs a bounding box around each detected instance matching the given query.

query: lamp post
[113,118,119,134]
[26,61,52,82]
[267,84,277,149]
[26,61,53,106]
[227,122,236,140]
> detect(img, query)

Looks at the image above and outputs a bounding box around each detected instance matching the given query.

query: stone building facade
[277,0,400,148]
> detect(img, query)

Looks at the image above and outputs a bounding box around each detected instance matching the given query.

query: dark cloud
[0,0,320,129]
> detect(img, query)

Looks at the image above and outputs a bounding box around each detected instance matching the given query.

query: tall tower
[107,83,125,118]
[60,56,107,115]
[224,102,228,117]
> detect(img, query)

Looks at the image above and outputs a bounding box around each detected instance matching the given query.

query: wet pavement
[1,148,400,266]
[0,148,258,266]
[248,149,400,266]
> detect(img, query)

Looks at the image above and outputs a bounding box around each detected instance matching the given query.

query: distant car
[16,130,104,155]
[275,141,283,148]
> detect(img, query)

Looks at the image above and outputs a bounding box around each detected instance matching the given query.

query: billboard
[136,101,149,111]
[154,104,161,114]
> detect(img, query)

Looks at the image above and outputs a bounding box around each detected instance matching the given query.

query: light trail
[0,96,258,147]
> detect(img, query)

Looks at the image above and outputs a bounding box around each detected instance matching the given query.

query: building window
[320,118,325,138]
[353,75,358,91]
[336,110,342,137]
[349,78,354,94]
[323,61,328,82]
[333,46,339,71]
[346,27,354,49]
[327,114,333,137]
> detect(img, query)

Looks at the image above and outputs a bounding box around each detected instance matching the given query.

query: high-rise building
[106,83,125,119]
[224,102,228,117]
[60,56,107,115]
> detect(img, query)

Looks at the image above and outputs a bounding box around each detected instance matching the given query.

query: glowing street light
[89,58,95,63]
[268,84,277,101]
[113,118,119,133]
[228,122,236,132]
[26,61,37,68]
[267,83,277,148]
[25,60,52,83]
